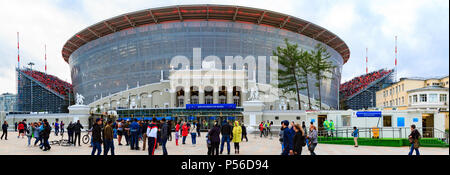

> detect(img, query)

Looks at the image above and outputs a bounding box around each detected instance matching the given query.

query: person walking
[181,122,189,145]
[146,118,158,155]
[408,124,421,156]
[175,121,180,146]
[60,121,65,137]
[54,121,59,136]
[103,120,115,155]
[42,120,51,151]
[124,120,131,146]
[73,120,83,146]
[281,120,294,155]
[26,123,33,146]
[129,119,140,150]
[208,121,221,155]
[196,121,201,137]
[323,119,329,137]
[167,120,173,141]
[160,118,169,155]
[241,123,248,142]
[329,120,335,137]
[91,118,103,155]
[67,122,74,144]
[141,120,149,151]
[1,121,8,140]
[293,124,306,155]
[352,126,359,147]
[117,120,124,145]
[307,124,318,155]
[32,122,40,146]
[259,122,264,137]
[279,125,285,154]
[190,122,197,146]
[232,121,242,154]
[220,120,232,155]
[17,122,25,138]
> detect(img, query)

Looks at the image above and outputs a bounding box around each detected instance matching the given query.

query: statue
[279,99,287,110]
[75,93,85,105]
[248,86,260,101]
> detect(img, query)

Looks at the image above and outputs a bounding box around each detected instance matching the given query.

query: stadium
[62,4,350,114]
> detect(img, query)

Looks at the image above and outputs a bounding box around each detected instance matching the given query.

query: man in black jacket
[220,120,232,155]
[42,120,51,151]
[73,120,84,146]
[160,118,169,155]
[241,123,248,142]
[1,121,8,140]
[91,118,103,155]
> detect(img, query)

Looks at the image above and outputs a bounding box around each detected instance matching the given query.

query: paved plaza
[0,131,448,155]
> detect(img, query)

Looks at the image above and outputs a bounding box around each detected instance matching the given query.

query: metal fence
[317,127,449,144]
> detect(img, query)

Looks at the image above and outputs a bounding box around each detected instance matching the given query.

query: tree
[273,39,313,110]
[310,44,336,110]
[297,49,314,109]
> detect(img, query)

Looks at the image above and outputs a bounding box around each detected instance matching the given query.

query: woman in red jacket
[181,122,189,144]
[175,121,181,146]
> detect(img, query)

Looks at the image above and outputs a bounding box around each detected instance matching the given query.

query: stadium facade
[62,4,350,111]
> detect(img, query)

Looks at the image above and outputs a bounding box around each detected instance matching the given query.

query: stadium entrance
[116,104,243,131]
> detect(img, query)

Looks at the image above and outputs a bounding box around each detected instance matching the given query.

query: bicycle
[82,130,91,144]
[50,135,71,146]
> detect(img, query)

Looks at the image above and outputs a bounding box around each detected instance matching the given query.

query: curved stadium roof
[62,4,350,64]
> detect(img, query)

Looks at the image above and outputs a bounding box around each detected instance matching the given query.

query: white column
[199,87,205,104]
[227,88,233,104]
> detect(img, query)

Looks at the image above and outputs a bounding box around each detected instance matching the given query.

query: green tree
[273,39,313,110]
[310,44,336,110]
[297,49,314,109]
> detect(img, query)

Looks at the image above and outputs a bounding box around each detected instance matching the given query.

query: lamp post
[27,62,35,112]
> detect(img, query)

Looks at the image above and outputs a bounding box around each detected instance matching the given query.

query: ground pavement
[0,131,448,155]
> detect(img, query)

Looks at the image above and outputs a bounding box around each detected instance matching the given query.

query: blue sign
[227,117,236,121]
[165,117,172,120]
[397,117,405,127]
[356,111,382,117]
[311,119,315,123]
[189,116,197,121]
[186,104,236,110]
[413,118,419,122]
[209,116,216,120]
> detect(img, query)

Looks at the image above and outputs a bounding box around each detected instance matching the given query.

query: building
[339,69,394,110]
[62,4,350,110]
[376,76,449,130]
[0,93,16,112]
[16,68,74,113]
[376,76,449,110]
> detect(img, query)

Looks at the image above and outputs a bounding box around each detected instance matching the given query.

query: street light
[27,62,35,112]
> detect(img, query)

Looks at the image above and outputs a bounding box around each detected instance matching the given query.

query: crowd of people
[339,69,392,99]
[21,69,73,97]
[279,120,318,155]
[1,117,423,156]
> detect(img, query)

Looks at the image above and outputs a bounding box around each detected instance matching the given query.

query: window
[432,83,440,86]
[342,116,351,126]
[402,84,404,91]
[420,94,427,102]
[409,96,412,104]
[275,116,279,120]
[390,89,392,96]
[383,116,392,127]
[395,99,398,106]
[429,94,438,103]
[396,86,398,93]
[413,95,418,103]
[296,116,300,120]
[440,94,447,102]
[402,97,404,104]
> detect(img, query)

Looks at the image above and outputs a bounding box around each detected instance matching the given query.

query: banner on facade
[186,104,236,109]
[356,111,382,117]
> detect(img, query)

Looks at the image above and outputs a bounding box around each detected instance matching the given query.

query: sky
[0,0,448,94]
